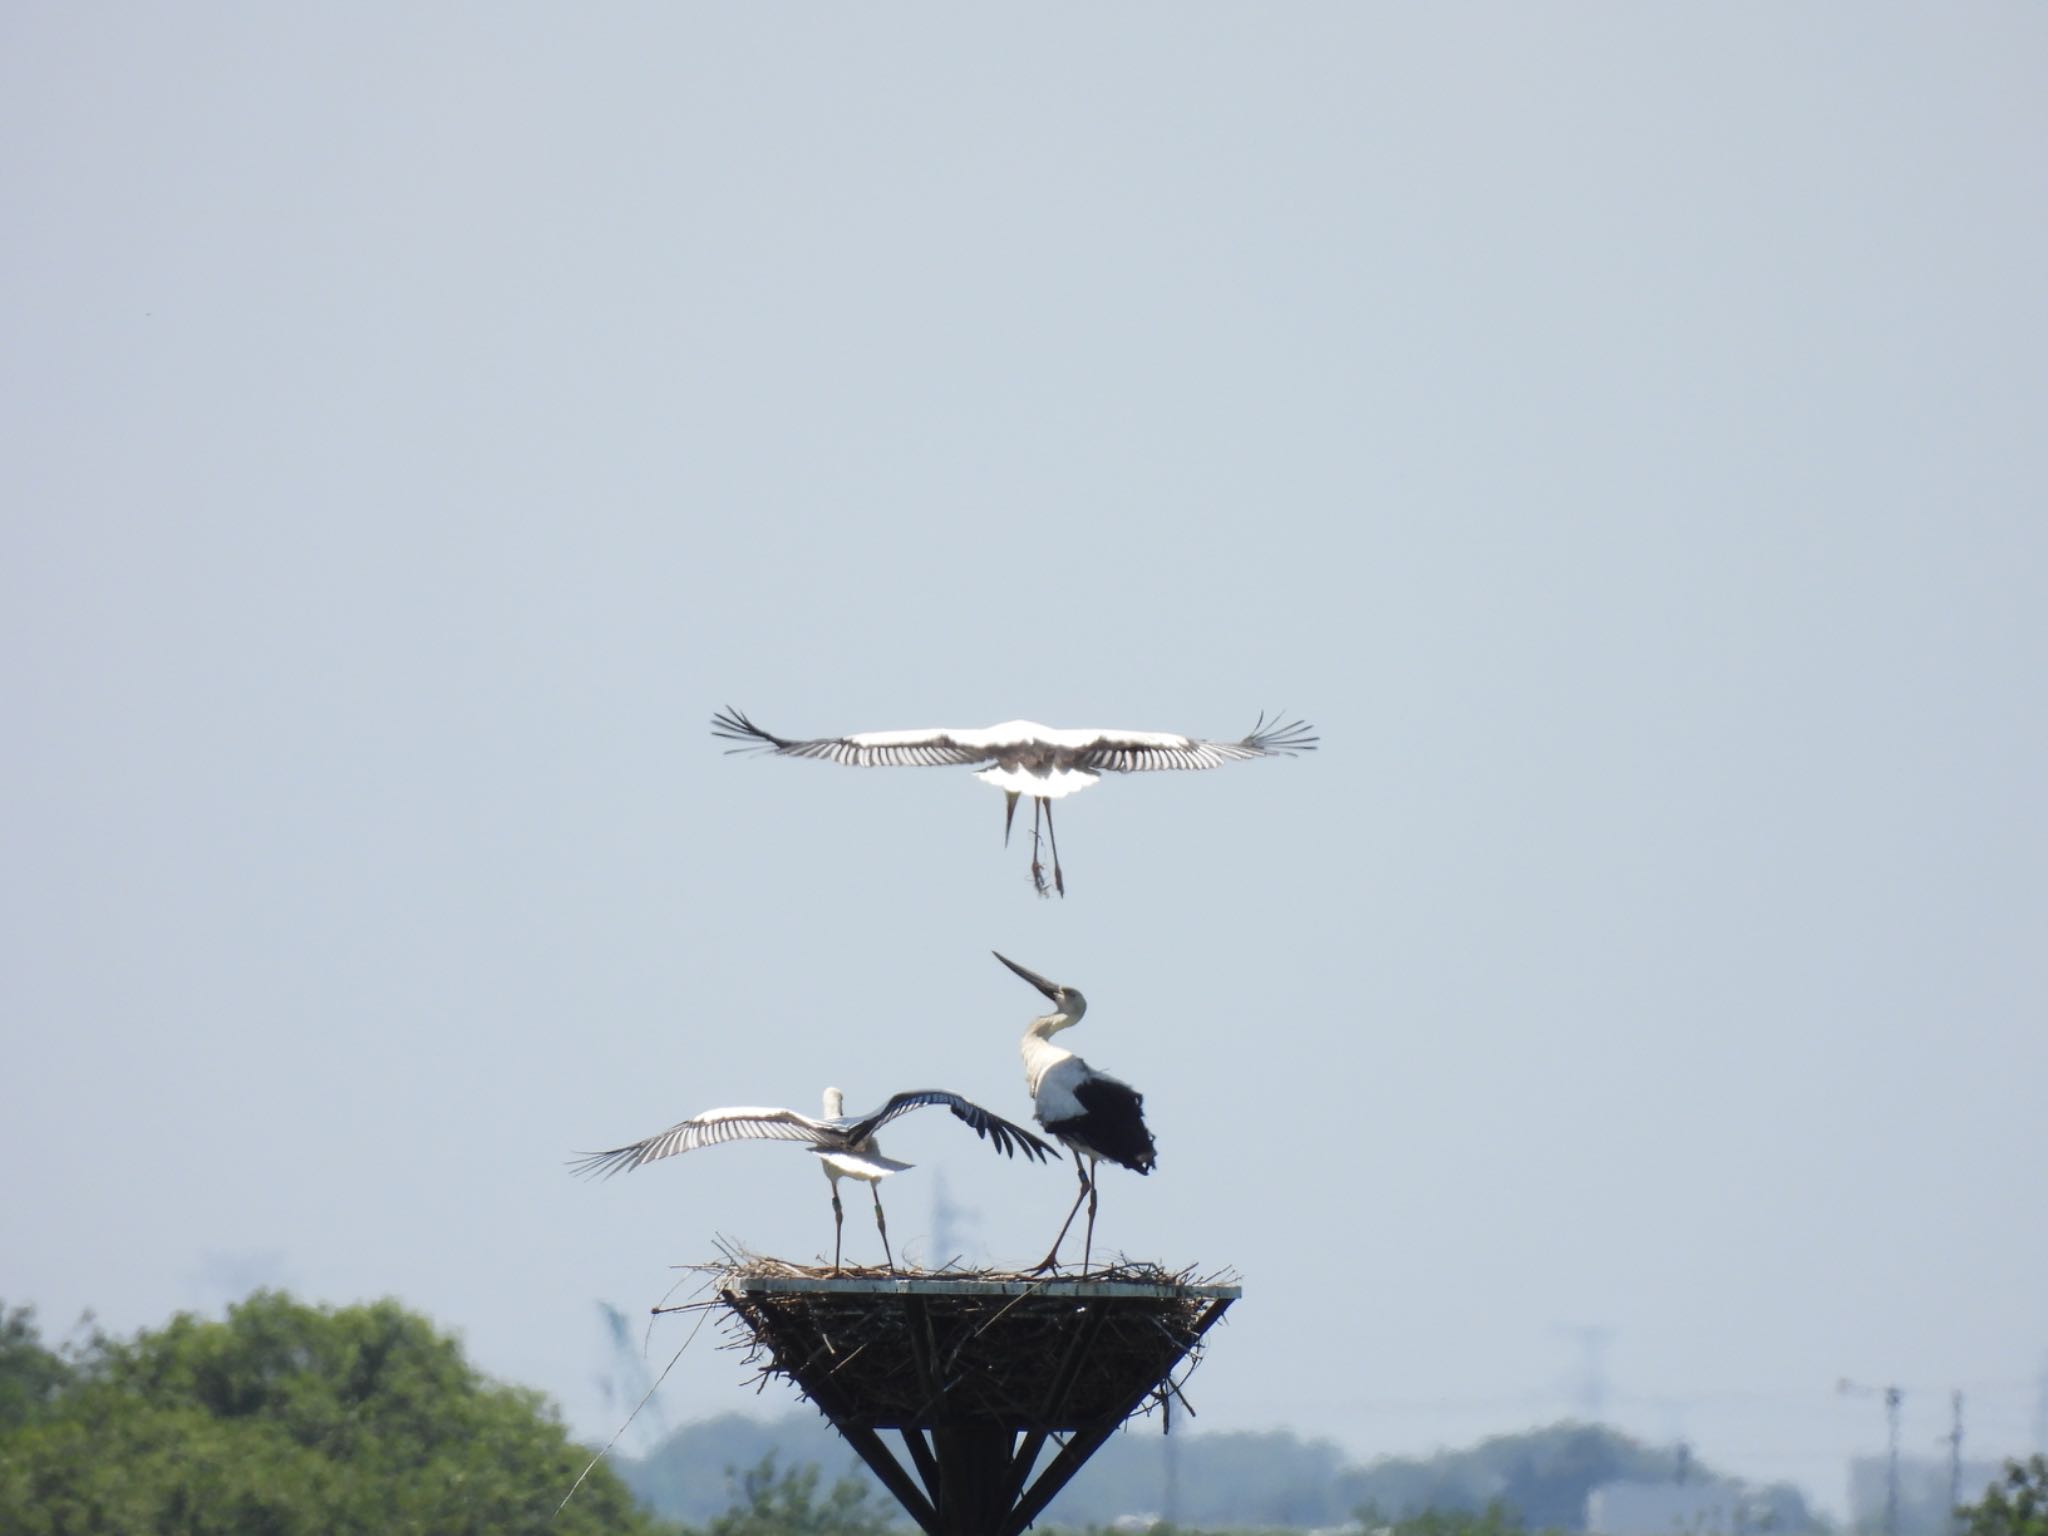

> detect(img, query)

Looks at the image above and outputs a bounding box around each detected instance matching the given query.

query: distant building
[1847,1456,2004,1536]
[1587,1480,1741,1536]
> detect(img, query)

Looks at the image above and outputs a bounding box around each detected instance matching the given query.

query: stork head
[822,1086,846,1118]
[992,951,1087,1031]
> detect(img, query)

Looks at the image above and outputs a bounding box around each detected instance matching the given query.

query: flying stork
[711,707,1318,896]
[993,951,1157,1273]
[572,1087,1055,1274]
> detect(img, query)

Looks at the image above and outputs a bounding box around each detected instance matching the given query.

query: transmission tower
[1557,1323,1614,1423]
[1944,1390,1964,1536]
[595,1300,670,1445]
[930,1171,980,1264]
[1838,1378,1903,1536]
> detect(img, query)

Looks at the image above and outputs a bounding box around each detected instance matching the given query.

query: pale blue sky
[5,5,2045,1514]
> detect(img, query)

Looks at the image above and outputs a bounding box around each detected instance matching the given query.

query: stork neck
[1025,1010,1075,1039]
[1025,986,1084,1033]
[1020,1029,1073,1096]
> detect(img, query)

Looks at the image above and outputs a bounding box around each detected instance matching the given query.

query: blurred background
[4,5,2045,1527]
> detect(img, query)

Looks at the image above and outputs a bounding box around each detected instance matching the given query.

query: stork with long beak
[994,951,1157,1271]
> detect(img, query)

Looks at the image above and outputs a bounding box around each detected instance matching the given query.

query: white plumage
[574,1086,1054,1273]
[713,707,1317,896]
[994,952,1157,1273]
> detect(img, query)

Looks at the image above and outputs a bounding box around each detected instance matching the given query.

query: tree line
[5,1293,2043,1536]
[0,1294,668,1536]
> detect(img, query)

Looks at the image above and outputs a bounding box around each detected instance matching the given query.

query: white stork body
[974,761,1097,802]
[574,1086,1054,1273]
[994,951,1157,1272]
[811,1088,913,1271]
[713,708,1317,896]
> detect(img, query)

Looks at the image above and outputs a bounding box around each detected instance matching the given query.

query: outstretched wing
[845,1090,1058,1162]
[1071,713,1319,773]
[569,1105,832,1180]
[712,708,999,769]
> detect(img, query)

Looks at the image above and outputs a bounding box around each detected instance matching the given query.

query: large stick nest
[697,1249,1238,1433]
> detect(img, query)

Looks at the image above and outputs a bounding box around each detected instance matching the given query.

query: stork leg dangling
[1032,1150,1093,1272]
[1043,797,1065,896]
[1028,799,1051,897]
[830,1186,845,1276]
[870,1185,895,1274]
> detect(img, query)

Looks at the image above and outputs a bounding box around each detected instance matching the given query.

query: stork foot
[1029,860,1051,898]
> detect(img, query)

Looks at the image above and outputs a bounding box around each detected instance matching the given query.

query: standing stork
[712,707,1317,896]
[993,951,1157,1272]
[573,1087,1054,1274]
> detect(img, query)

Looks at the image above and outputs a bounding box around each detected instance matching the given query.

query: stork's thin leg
[1003,791,1020,847]
[1081,1176,1099,1273]
[1043,797,1065,897]
[870,1185,895,1274]
[830,1186,845,1276]
[1032,1152,1092,1272]
[1028,799,1050,897]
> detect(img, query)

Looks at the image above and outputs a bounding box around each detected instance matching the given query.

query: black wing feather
[847,1090,1057,1162]
[1046,1077,1157,1174]
[711,706,803,754]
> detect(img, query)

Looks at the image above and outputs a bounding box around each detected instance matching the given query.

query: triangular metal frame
[716,1273,1237,1536]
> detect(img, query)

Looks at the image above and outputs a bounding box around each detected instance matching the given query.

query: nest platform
[701,1257,1238,1536]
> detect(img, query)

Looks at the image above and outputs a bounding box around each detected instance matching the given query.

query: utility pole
[1838,1378,1904,1536]
[1945,1390,1964,1536]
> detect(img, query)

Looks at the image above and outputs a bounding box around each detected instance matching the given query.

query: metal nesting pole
[715,1271,1238,1536]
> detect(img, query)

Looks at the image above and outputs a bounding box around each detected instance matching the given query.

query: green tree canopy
[0,1291,675,1536]
[0,1304,75,1433]
[701,1453,895,1536]
[1961,1458,2048,1536]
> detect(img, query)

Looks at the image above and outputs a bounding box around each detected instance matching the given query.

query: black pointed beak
[992,950,1064,1002]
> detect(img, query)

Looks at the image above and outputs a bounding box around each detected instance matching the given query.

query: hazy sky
[5,5,2045,1516]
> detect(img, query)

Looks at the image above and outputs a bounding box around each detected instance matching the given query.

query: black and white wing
[1062,1076,1159,1173]
[843,1090,1058,1161]
[570,1105,833,1180]
[1035,1068,1158,1176]
[712,708,1002,769]
[1069,713,1319,773]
